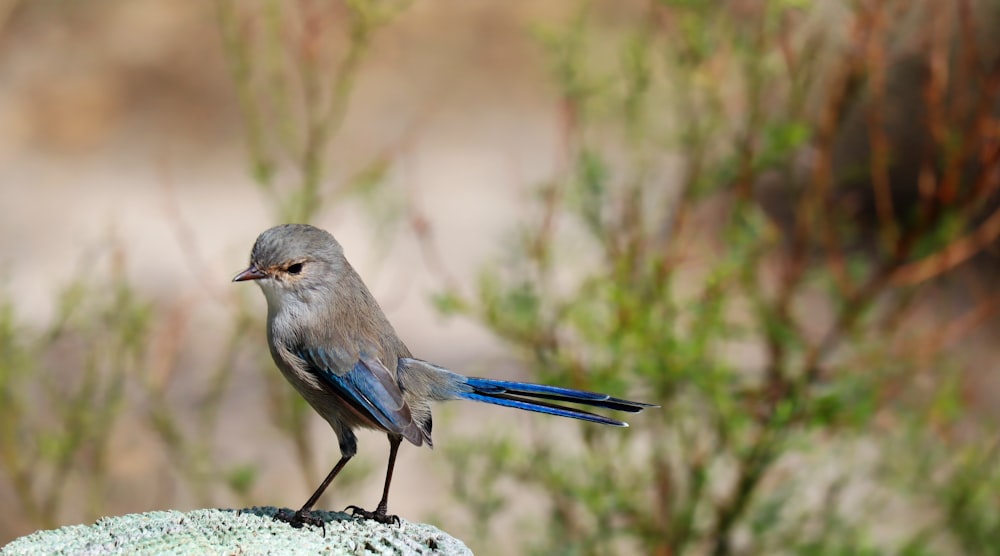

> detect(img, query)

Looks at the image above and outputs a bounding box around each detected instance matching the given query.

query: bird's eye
[287,263,304,275]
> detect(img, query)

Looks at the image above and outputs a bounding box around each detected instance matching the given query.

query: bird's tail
[459,377,656,426]
[399,358,657,427]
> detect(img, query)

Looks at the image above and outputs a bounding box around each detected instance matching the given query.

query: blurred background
[2,0,1000,554]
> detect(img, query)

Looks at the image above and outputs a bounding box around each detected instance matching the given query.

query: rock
[0,507,471,555]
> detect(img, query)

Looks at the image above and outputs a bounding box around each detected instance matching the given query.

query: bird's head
[233,224,346,305]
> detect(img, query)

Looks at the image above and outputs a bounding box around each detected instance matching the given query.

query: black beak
[233,265,267,282]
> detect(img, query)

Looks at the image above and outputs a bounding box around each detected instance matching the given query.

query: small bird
[234,224,656,527]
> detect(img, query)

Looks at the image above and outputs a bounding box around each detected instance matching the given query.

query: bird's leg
[346,434,402,525]
[275,454,351,530]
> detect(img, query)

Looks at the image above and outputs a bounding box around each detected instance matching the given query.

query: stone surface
[0,507,471,555]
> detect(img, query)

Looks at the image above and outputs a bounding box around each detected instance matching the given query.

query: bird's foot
[345,505,400,526]
[274,508,327,535]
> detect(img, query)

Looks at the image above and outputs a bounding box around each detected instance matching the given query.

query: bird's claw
[274,508,327,535]
[345,505,401,526]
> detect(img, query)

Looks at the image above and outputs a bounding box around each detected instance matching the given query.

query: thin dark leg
[375,435,402,514]
[275,454,352,529]
[346,435,403,525]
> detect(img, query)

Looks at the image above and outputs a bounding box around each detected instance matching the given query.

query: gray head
[233,224,348,301]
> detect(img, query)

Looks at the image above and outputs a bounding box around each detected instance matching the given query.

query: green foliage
[0,249,152,528]
[225,464,259,497]
[433,1,1000,554]
[942,442,1000,554]
[216,0,407,224]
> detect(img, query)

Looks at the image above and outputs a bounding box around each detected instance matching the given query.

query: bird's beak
[233,265,267,282]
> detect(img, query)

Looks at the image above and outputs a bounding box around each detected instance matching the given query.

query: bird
[233,223,656,527]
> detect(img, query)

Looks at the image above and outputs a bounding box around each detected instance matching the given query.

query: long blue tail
[459,376,657,427]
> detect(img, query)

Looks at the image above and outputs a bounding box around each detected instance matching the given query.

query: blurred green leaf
[226,464,258,496]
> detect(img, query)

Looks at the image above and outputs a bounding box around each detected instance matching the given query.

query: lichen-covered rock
[0,507,472,555]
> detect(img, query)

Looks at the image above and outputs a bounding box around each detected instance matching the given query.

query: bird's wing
[299,346,419,441]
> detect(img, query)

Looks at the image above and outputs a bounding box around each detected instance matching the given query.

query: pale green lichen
[1,507,471,555]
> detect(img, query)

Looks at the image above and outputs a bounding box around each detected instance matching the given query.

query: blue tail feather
[459,376,657,426]
[457,391,629,427]
[396,358,657,426]
[463,377,657,413]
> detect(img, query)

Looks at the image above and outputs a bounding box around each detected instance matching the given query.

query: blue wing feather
[299,347,415,438]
